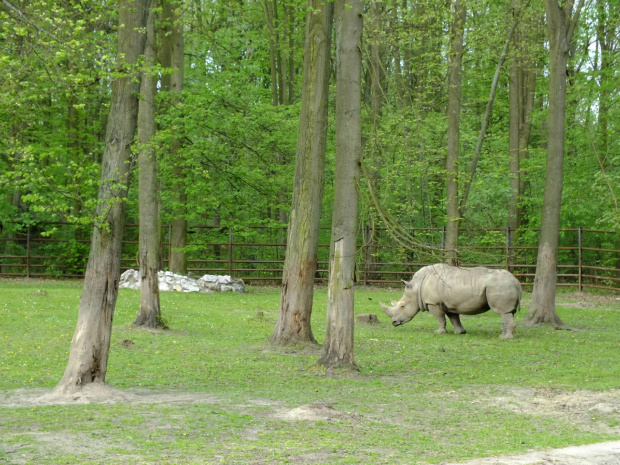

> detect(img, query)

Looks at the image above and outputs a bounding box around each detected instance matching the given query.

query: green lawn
[1,280,619,464]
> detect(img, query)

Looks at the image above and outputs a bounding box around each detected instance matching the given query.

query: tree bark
[166,0,187,275]
[134,5,162,329]
[270,0,333,346]
[50,0,149,395]
[526,0,585,327]
[317,0,362,370]
[444,0,466,266]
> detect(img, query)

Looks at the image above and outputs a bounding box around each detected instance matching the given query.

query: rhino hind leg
[446,312,467,334]
[428,305,448,334]
[499,312,517,339]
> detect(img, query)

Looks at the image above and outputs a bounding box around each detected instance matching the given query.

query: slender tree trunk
[134,6,162,329]
[526,0,585,327]
[286,2,295,104]
[270,0,333,346]
[391,0,404,109]
[264,0,279,106]
[365,0,385,281]
[508,29,522,243]
[444,0,466,265]
[318,0,362,370]
[459,8,519,219]
[264,0,293,234]
[167,0,187,275]
[596,0,616,158]
[509,4,539,257]
[49,0,149,396]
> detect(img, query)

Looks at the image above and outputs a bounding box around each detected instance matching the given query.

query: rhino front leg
[499,312,517,339]
[446,312,467,334]
[428,305,448,334]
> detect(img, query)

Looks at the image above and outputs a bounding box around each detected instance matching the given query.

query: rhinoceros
[380,264,522,338]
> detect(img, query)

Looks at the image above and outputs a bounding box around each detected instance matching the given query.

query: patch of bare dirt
[444,441,620,465]
[445,387,620,464]
[487,387,620,435]
[557,292,620,308]
[0,386,219,408]
[274,401,355,421]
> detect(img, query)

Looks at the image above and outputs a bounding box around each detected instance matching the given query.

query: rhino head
[380,279,422,326]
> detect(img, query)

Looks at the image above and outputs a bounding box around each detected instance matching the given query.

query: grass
[1,279,620,464]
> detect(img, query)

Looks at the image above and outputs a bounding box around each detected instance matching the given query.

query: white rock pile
[119,269,245,293]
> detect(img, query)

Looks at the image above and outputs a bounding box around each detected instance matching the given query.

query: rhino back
[419,264,519,315]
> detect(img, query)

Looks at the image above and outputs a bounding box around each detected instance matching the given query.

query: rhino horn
[379,301,393,317]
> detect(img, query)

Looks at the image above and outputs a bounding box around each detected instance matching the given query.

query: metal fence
[1,223,619,291]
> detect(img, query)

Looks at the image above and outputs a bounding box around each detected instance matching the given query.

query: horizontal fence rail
[1,223,619,291]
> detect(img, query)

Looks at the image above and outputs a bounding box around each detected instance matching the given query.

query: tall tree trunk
[459,8,519,219]
[167,0,187,275]
[365,0,385,281]
[286,2,295,104]
[49,0,149,397]
[318,0,362,370]
[526,0,585,327]
[264,0,280,106]
[444,0,466,266]
[134,5,162,329]
[391,0,404,109]
[508,3,539,259]
[270,0,333,346]
[596,0,617,158]
[264,0,294,235]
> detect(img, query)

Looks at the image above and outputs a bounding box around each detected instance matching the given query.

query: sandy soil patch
[445,440,620,464]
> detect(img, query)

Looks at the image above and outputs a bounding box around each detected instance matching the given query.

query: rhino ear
[402,280,412,290]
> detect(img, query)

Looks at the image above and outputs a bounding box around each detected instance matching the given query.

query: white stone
[118,269,245,293]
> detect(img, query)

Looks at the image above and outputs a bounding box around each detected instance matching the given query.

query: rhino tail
[514,279,522,313]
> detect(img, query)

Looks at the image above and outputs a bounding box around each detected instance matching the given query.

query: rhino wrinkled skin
[380,264,522,338]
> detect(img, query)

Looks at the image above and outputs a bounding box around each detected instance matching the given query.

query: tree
[270,0,333,346]
[363,0,386,281]
[444,0,466,265]
[508,1,540,253]
[459,6,521,220]
[46,0,149,397]
[162,0,187,275]
[133,5,162,329]
[318,0,362,370]
[525,0,585,327]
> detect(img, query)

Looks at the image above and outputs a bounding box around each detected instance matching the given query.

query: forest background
[1,0,619,273]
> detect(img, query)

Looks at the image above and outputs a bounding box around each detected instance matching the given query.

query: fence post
[578,226,583,292]
[228,227,233,276]
[26,225,31,278]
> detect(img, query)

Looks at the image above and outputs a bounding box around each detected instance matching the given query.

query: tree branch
[567,0,587,44]
[1,0,64,44]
